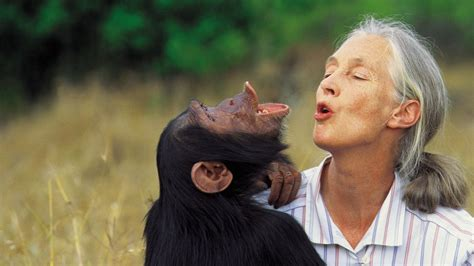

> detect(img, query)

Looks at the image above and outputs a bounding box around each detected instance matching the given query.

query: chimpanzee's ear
[191,161,233,193]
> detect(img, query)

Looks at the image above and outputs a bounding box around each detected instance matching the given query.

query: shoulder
[253,165,322,212]
[408,206,473,243]
[275,165,322,212]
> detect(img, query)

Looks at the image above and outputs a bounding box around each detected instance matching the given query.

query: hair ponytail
[403,152,468,213]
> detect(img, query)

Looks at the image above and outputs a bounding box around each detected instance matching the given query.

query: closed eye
[323,72,333,78]
[353,73,368,81]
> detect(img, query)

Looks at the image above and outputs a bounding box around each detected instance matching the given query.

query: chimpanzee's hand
[266,161,301,208]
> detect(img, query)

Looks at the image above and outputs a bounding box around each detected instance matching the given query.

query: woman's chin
[313,132,345,152]
[312,134,331,150]
[314,140,331,151]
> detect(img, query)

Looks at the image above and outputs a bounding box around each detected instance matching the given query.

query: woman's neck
[320,147,396,248]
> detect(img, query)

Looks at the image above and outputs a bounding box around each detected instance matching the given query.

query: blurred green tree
[0,0,473,118]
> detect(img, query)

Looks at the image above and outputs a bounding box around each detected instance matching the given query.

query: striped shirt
[257,157,474,265]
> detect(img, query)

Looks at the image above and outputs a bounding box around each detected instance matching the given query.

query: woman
[268,17,473,265]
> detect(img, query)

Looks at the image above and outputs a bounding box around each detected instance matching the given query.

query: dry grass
[0,53,472,265]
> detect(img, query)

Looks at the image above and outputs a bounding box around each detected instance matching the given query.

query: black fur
[144,111,325,266]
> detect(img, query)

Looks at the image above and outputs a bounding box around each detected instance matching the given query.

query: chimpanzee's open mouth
[257,103,289,117]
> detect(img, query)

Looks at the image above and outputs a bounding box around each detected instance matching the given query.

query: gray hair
[341,17,468,213]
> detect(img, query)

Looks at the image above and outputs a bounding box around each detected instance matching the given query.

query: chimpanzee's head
[157,82,289,196]
[185,81,289,137]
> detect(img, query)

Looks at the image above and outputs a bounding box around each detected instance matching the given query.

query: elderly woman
[264,17,473,265]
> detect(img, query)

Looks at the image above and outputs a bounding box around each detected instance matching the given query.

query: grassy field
[1,48,472,264]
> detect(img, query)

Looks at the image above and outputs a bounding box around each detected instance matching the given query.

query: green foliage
[101,5,151,51]
[161,15,248,74]
[35,0,69,36]
[0,0,473,116]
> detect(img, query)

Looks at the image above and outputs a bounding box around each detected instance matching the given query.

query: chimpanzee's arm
[254,154,302,208]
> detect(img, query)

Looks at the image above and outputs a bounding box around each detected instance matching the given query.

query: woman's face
[313,34,399,152]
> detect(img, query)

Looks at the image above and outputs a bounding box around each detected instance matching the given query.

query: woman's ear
[191,161,233,193]
[387,100,421,129]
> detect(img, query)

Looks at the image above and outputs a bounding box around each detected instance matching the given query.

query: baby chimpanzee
[144,82,324,266]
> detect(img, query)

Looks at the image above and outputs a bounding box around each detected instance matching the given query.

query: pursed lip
[314,102,334,121]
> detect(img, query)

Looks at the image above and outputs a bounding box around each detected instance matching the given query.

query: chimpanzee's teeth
[257,109,269,114]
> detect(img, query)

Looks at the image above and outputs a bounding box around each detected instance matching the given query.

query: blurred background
[1,0,472,264]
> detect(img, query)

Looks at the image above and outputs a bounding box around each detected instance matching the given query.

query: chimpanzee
[144,82,325,266]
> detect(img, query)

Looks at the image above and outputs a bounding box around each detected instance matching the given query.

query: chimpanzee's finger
[274,164,295,208]
[268,162,283,206]
[287,168,301,203]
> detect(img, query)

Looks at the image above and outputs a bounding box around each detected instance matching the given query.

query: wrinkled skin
[188,82,289,137]
[182,82,301,207]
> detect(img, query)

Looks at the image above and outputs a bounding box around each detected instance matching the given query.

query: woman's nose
[318,74,340,97]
